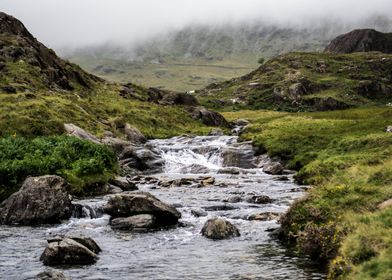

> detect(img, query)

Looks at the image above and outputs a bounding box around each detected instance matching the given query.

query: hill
[325,29,392,54]
[64,16,392,91]
[197,51,392,111]
[0,12,214,139]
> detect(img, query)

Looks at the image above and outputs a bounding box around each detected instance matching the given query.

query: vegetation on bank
[200,52,392,112]
[0,83,212,139]
[0,135,118,201]
[223,107,392,279]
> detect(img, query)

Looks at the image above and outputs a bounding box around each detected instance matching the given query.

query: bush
[0,135,118,200]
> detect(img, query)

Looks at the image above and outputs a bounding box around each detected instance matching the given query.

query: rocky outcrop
[325,29,392,54]
[147,88,199,106]
[40,237,100,266]
[64,123,100,144]
[201,218,240,240]
[0,12,100,91]
[124,124,147,144]
[104,192,181,229]
[0,175,72,225]
[35,270,69,280]
[189,107,230,127]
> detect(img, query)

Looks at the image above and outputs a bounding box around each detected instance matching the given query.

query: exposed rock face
[147,88,199,106]
[64,123,100,144]
[35,270,69,280]
[40,237,99,266]
[190,107,230,127]
[104,192,181,228]
[325,29,392,54]
[0,175,72,225]
[201,218,240,240]
[0,12,100,91]
[124,123,147,144]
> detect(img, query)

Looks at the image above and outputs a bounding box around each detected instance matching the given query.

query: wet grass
[223,107,392,279]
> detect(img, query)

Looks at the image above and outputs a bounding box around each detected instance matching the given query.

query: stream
[0,134,326,279]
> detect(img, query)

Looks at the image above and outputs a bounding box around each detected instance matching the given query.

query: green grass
[0,83,212,139]
[223,107,392,279]
[200,52,392,112]
[0,135,118,201]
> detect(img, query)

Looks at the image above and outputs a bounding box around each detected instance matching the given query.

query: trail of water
[0,134,325,279]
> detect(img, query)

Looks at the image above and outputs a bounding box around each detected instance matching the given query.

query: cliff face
[324,29,392,54]
[0,12,101,92]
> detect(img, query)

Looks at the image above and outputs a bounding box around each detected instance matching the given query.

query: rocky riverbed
[0,132,326,279]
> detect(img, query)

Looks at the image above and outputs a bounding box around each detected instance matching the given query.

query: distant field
[68,57,258,92]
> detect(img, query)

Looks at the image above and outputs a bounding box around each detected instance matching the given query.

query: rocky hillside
[64,16,392,91]
[197,51,392,111]
[325,29,392,54]
[0,12,102,93]
[0,11,226,139]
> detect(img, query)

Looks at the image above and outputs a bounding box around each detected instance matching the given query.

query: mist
[1,0,392,50]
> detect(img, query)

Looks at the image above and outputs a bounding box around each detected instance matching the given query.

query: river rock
[110,214,156,231]
[124,123,147,144]
[201,218,240,240]
[247,195,273,204]
[64,123,100,144]
[40,238,99,266]
[248,212,280,221]
[263,162,284,175]
[208,128,224,136]
[35,270,69,280]
[0,175,72,225]
[110,176,138,191]
[104,192,181,227]
[201,177,215,186]
[190,107,230,127]
[191,208,208,217]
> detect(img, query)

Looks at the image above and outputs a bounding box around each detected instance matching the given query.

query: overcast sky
[1,0,391,49]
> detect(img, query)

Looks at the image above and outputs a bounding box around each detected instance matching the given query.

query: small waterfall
[72,202,105,219]
[149,135,257,174]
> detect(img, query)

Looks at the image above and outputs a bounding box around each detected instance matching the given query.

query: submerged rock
[111,214,156,231]
[104,192,181,227]
[0,175,72,225]
[40,237,99,266]
[201,218,240,240]
[191,209,208,217]
[35,270,69,280]
[248,212,280,221]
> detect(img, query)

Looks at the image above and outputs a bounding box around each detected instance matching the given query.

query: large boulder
[0,175,72,225]
[325,29,392,54]
[40,237,99,266]
[263,162,284,175]
[124,124,147,144]
[201,218,240,240]
[190,107,230,127]
[104,192,181,227]
[63,123,100,144]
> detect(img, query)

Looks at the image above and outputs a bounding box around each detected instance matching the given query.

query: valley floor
[223,107,392,279]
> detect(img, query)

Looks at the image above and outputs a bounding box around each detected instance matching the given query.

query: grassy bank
[0,135,118,201]
[223,107,392,279]
[0,83,211,139]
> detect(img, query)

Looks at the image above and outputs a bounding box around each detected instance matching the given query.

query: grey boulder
[201,218,240,240]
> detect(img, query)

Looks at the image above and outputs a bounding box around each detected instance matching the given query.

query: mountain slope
[197,51,392,111]
[0,12,213,139]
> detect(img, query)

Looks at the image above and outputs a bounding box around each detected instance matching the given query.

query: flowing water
[0,134,326,280]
